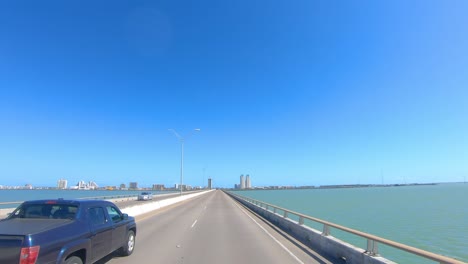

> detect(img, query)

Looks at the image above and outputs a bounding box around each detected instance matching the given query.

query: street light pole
[169,129,200,196]
[180,139,184,196]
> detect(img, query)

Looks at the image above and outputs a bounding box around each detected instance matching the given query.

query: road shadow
[95,252,124,264]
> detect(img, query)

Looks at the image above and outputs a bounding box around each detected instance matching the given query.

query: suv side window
[89,207,106,226]
[106,206,122,223]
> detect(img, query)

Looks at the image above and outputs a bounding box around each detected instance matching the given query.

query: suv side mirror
[122,213,129,220]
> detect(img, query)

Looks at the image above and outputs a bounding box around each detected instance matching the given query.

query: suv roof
[21,199,113,206]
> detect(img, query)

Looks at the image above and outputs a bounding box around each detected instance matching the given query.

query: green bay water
[235,183,467,263]
[1,186,466,262]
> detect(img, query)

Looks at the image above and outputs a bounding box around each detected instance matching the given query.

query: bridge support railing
[366,239,379,256]
[227,191,465,264]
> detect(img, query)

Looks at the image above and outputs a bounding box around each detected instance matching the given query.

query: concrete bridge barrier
[121,190,213,216]
[226,191,465,264]
[0,190,213,219]
[227,191,392,264]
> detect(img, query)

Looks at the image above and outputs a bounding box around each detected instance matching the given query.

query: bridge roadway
[105,190,335,264]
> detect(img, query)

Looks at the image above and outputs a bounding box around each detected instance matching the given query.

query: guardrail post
[322,224,330,236]
[273,207,277,214]
[366,239,379,256]
[283,211,288,218]
[373,241,379,256]
[299,216,304,225]
[366,239,372,254]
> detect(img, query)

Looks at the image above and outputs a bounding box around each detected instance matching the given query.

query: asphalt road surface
[101,190,334,264]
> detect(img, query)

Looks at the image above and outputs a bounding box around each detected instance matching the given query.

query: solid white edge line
[191,219,198,228]
[233,202,305,264]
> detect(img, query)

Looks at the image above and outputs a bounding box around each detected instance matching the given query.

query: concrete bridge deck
[105,189,335,264]
[1,190,465,263]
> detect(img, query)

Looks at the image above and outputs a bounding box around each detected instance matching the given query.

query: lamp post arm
[168,129,182,140]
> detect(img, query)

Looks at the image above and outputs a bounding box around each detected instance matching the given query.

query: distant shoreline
[228,182,453,191]
[315,182,438,189]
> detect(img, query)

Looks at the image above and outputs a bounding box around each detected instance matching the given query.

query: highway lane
[102,190,334,264]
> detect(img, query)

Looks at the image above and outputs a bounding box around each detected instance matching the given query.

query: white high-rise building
[246,174,251,189]
[57,179,68,189]
[77,181,88,190]
[88,181,98,190]
[240,174,245,189]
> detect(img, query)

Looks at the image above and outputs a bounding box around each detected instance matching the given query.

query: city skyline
[1,1,468,188]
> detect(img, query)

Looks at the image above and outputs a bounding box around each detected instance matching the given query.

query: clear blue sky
[1,1,467,188]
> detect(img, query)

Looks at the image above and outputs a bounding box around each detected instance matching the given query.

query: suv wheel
[64,256,83,264]
[119,230,135,256]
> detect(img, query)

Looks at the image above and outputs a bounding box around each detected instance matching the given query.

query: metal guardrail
[0,201,24,206]
[77,194,137,200]
[0,195,138,207]
[0,191,193,208]
[228,192,466,264]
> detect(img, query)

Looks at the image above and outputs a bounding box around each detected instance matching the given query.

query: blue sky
[1,0,467,188]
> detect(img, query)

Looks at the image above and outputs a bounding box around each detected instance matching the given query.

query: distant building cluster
[2,177,218,191]
[106,183,169,191]
[152,184,165,191]
[66,180,99,190]
[57,179,68,189]
[174,184,193,191]
[0,184,33,190]
[235,174,252,189]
